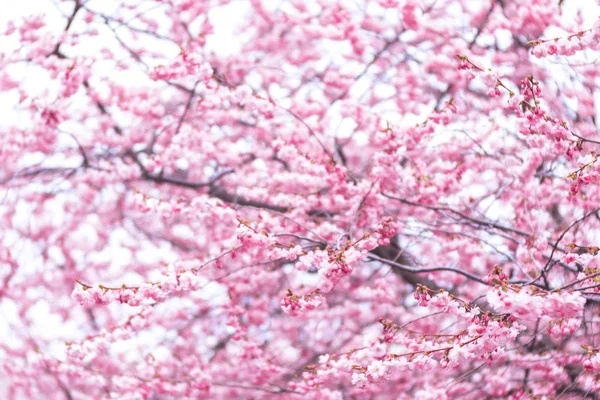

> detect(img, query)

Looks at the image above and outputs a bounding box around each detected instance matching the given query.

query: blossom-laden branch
[4,0,600,398]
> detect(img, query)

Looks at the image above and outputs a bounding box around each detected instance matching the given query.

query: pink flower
[351,372,369,388]
[366,360,388,379]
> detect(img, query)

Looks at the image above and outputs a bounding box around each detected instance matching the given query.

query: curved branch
[366,252,489,286]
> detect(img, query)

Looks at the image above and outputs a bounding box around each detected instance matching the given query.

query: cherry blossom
[2,0,600,399]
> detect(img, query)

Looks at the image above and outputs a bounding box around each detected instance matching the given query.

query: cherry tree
[2,0,600,398]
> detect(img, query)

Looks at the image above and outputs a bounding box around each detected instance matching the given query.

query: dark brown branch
[382,193,531,238]
[173,81,199,136]
[207,185,289,212]
[468,2,496,50]
[284,108,335,161]
[48,0,83,58]
[367,252,489,286]
[532,207,600,286]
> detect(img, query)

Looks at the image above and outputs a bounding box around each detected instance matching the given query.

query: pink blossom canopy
[2,0,600,399]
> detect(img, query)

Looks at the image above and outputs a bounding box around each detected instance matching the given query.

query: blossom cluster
[72,270,203,306]
[487,286,585,323]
